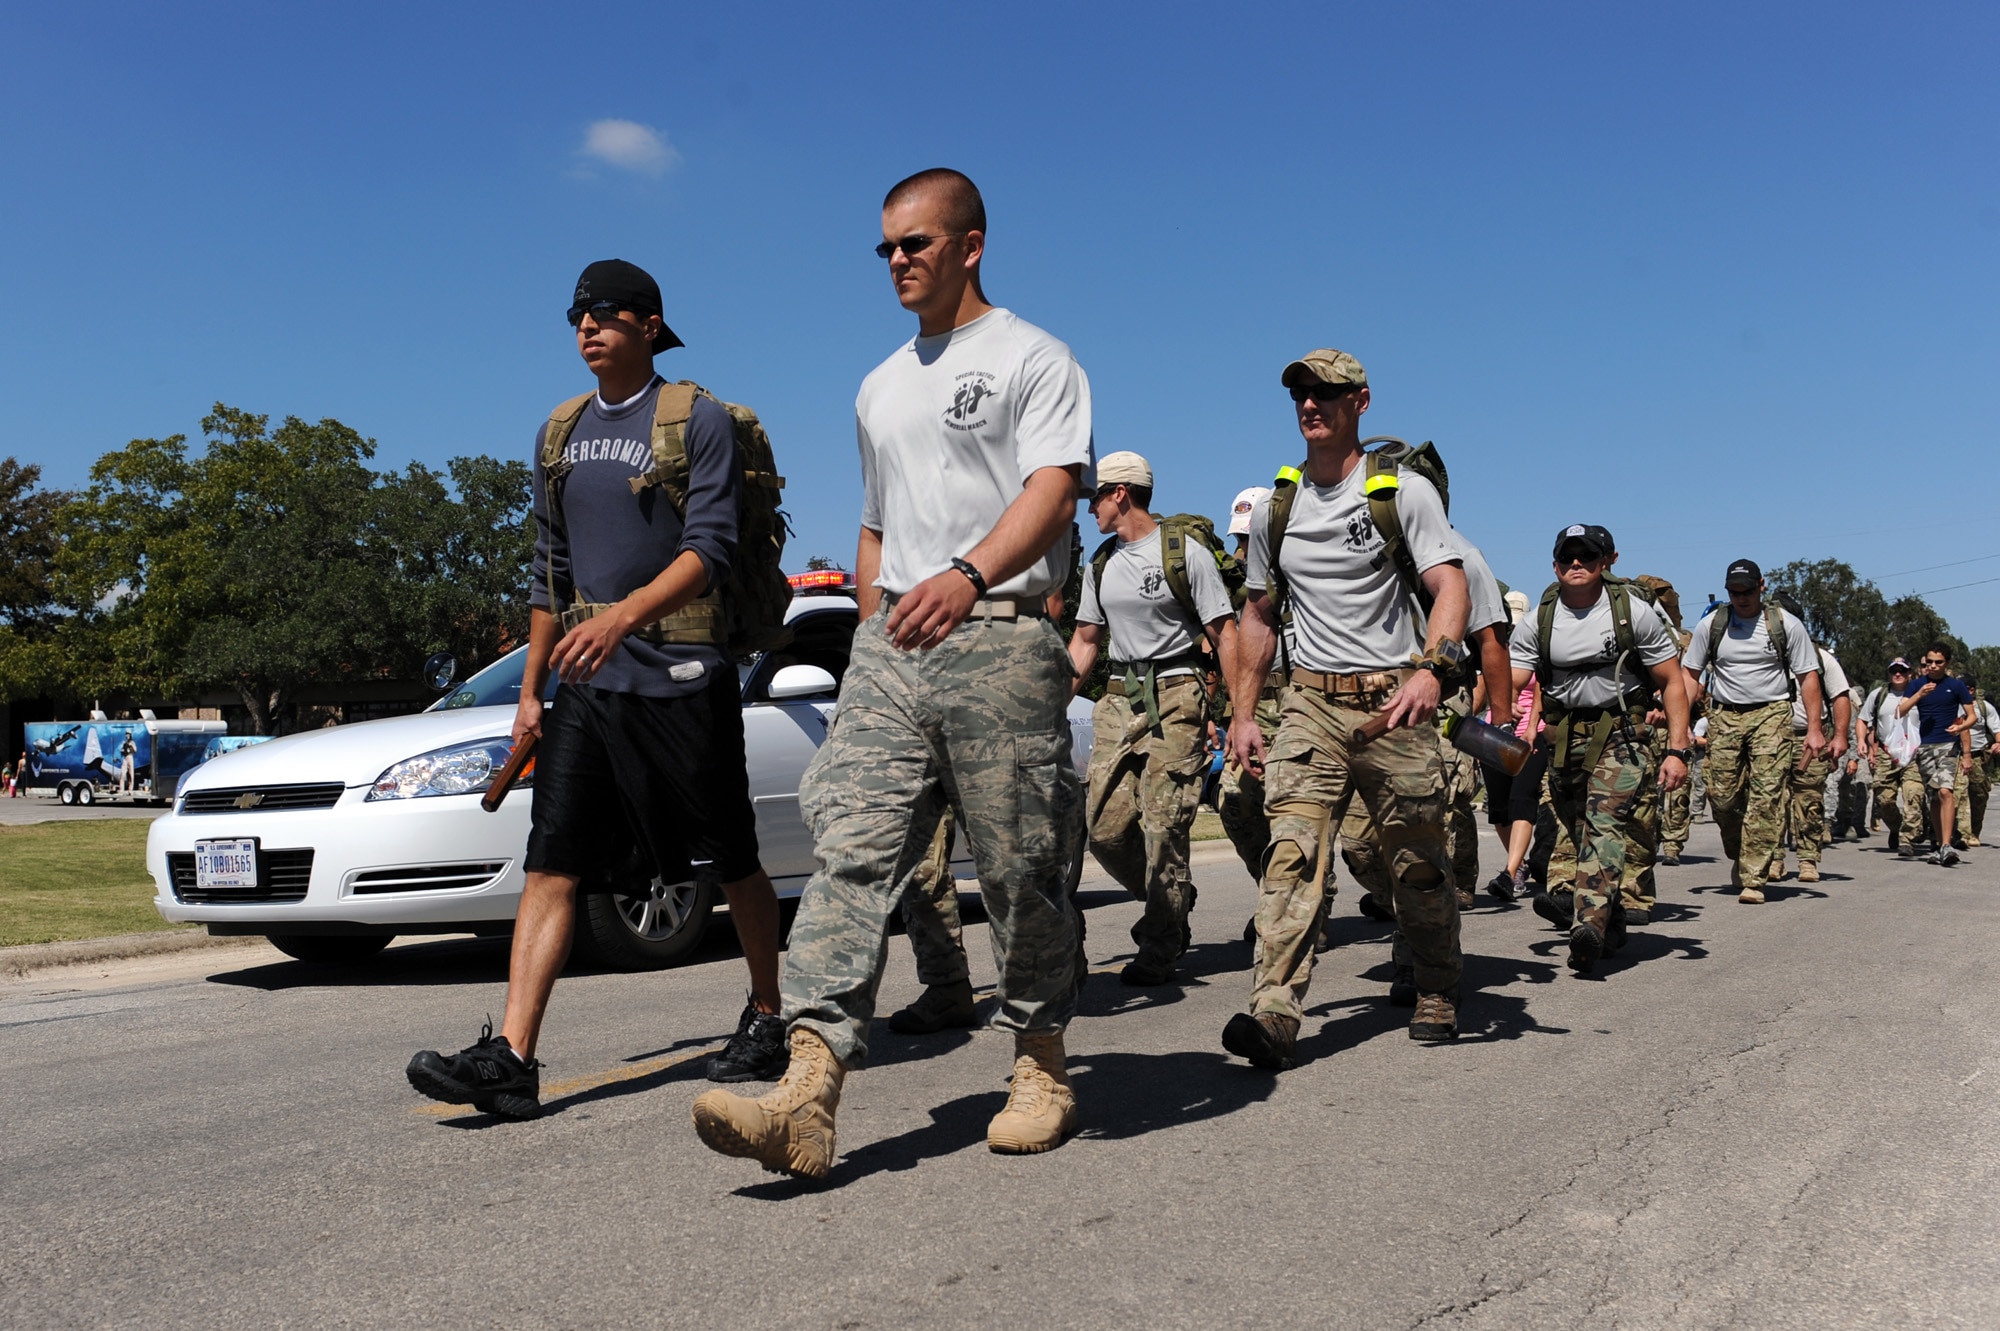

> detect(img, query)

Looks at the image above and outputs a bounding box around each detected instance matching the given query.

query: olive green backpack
[540,380,793,659]
[1086,513,1246,651]
[1264,437,1449,621]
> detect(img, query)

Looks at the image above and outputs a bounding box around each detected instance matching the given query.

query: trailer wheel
[57,784,76,806]
[76,784,95,806]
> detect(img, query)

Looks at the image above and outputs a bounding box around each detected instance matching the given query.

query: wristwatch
[1664,747,1694,764]
[1415,639,1466,679]
[949,556,988,597]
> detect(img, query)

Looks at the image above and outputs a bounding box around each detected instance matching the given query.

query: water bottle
[1441,712,1533,776]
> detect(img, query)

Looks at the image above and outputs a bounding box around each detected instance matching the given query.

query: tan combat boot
[1738,885,1765,904]
[1797,860,1820,883]
[987,1030,1078,1154]
[691,1026,844,1180]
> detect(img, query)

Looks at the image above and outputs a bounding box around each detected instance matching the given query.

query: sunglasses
[1288,383,1360,405]
[1556,550,1602,567]
[566,300,630,328]
[875,232,963,260]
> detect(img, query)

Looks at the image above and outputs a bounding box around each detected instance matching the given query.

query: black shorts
[1482,740,1550,827]
[525,672,761,887]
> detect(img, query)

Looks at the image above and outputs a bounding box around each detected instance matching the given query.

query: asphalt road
[3,822,1995,1330]
[0,796,164,826]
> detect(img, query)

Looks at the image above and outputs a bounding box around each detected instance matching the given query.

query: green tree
[1767,558,1960,686]
[0,458,70,703]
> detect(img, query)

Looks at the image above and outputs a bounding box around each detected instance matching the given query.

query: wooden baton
[480,733,539,813]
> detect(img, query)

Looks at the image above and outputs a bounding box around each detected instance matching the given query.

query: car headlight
[366,739,527,801]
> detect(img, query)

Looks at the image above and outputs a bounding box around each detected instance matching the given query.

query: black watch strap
[950,557,988,596]
[1665,747,1694,763]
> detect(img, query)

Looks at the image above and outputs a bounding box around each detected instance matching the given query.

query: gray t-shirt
[1448,529,1507,638]
[529,377,739,698]
[1245,465,1456,673]
[1683,606,1821,706]
[1791,646,1850,732]
[856,308,1094,598]
[1078,525,1233,669]
[1508,586,1680,709]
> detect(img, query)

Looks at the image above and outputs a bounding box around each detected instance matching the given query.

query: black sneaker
[1622,906,1651,928]
[706,1002,791,1082]
[407,1020,541,1119]
[1485,871,1517,902]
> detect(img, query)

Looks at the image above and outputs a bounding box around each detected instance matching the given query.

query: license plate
[194,838,259,889]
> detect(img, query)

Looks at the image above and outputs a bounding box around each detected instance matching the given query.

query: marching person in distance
[1896,642,1975,867]
[1510,525,1690,974]
[407,259,789,1119]
[1680,560,1825,904]
[692,168,1093,1178]
[1860,658,1925,853]
[1954,678,1998,847]
[1764,591,1850,885]
[1216,485,1281,881]
[1226,348,1471,1066]
[1068,451,1238,986]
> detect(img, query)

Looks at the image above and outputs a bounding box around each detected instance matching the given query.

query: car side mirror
[767,664,837,701]
[422,652,459,692]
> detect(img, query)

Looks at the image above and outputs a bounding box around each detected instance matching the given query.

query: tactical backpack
[1702,602,1795,703]
[540,380,793,660]
[1265,436,1448,623]
[1532,574,1659,705]
[1086,513,1246,653]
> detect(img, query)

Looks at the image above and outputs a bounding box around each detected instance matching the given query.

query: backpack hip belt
[559,596,724,646]
[1111,652,1207,737]
[1543,701,1646,773]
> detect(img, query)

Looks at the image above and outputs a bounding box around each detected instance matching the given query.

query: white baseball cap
[1228,486,1271,536]
[1095,451,1153,490]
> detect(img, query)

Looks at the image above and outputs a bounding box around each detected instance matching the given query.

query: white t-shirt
[1969,698,2000,754]
[1078,525,1233,669]
[1791,647,1850,732]
[1682,606,1820,705]
[1863,685,1904,739]
[856,308,1094,598]
[1507,586,1680,710]
[1448,529,1507,638]
[1245,465,1457,673]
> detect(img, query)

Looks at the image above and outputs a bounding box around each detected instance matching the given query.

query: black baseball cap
[570,259,684,354]
[1725,559,1762,592]
[1553,524,1614,560]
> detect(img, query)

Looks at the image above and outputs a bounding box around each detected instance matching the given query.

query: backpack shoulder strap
[1766,605,1796,701]
[1363,453,1434,617]
[1087,534,1118,609]
[1158,518,1206,632]
[1606,579,1636,661]
[538,391,597,612]
[630,380,702,509]
[1266,465,1303,614]
[1534,583,1562,690]
[1706,607,1728,662]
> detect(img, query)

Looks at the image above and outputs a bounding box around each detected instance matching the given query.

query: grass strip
[0,821,186,947]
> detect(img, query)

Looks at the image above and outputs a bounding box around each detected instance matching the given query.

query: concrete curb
[0,929,263,980]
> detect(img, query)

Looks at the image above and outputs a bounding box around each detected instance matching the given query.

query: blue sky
[3,3,1996,658]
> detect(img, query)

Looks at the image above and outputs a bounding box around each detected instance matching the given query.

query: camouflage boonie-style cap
[1280,349,1367,389]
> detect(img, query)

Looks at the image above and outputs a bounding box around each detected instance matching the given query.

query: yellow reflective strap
[1363,472,1401,496]
[1275,465,1303,484]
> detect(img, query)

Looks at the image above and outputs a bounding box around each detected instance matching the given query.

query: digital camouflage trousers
[1086,674,1209,968]
[1253,685,1456,1020]
[1778,744,1833,865]
[1706,700,1794,891]
[1544,723,1660,914]
[1545,720,1657,920]
[781,608,1083,1068]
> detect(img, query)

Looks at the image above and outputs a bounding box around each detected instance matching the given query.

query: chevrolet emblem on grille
[233,792,265,809]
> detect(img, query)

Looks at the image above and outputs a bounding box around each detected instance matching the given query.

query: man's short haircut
[883,168,986,235]
[1929,640,1954,663]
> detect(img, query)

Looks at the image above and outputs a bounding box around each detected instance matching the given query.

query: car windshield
[431,649,552,711]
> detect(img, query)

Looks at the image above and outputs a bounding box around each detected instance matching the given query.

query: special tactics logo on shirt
[1140,567,1167,600]
[1343,509,1379,552]
[943,370,996,433]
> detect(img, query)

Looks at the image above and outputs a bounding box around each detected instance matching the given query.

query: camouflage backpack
[1087,513,1246,654]
[540,380,793,660]
[1265,436,1449,620]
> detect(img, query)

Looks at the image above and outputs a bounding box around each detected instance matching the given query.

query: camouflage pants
[1957,756,1991,841]
[1218,692,1283,879]
[1545,724,1659,912]
[1706,701,1794,891]
[1778,745,1833,866]
[1660,769,1692,856]
[1546,722,1656,919]
[1086,675,1209,967]
[1253,685,1456,1020]
[1870,753,1923,840]
[899,814,966,987]
[782,608,1082,1068]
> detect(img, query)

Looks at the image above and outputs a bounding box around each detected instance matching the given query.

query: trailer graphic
[21,719,270,806]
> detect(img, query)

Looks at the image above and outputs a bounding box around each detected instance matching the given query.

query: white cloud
[579,119,679,176]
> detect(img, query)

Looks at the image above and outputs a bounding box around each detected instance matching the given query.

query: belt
[1110,651,1208,735]
[1289,668,1410,697]
[1108,649,1208,682]
[880,591,1048,621]
[1712,698,1785,712]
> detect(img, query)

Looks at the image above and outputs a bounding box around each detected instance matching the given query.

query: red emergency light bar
[788,570,855,593]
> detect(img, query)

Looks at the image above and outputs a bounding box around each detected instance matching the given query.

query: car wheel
[58,784,76,806]
[267,934,394,965]
[76,784,95,806]
[572,876,715,971]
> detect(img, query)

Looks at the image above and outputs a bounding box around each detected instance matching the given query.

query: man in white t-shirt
[693,169,1092,1177]
[1956,678,1999,846]
[1680,559,1825,903]
[1510,525,1691,974]
[1225,348,1472,1064]
[1069,451,1237,984]
[1860,658,1924,851]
